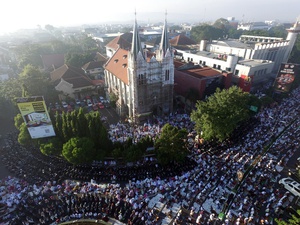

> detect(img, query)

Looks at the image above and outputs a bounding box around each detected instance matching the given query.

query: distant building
[237,22,271,31]
[50,64,95,100]
[104,17,174,122]
[82,52,107,80]
[175,19,300,86]
[169,33,196,50]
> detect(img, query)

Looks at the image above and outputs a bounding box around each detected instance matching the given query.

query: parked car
[86,99,93,107]
[99,96,105,103]
[97,102,105,109]
[61,101,68,108]
[92,104,98,111]
[75,99,81,105]
[279,177,300,197]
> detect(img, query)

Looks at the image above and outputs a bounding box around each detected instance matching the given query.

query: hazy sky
[1,0,299,33]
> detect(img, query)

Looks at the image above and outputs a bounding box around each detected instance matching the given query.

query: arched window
[165,70,170,81]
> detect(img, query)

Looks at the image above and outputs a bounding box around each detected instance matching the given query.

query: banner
[239,74,253,92]
[16,96,56,139]
[273,63,299,93]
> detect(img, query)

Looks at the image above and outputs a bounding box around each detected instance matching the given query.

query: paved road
[0,104,17,180]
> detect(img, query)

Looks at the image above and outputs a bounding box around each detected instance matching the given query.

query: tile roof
[174,60,221,79]
[170,34,196,46]
[50,64,94,88]
[183,67,221,79]
[105,33,132,51]
[82,61,105,70]
[94,52,108,62]
[105,48,129,85]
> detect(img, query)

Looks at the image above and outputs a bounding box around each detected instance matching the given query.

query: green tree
[124,144,143,162]
[19,64,56,100]
[154,123,188,165]
[65,52,95,67]
[0,78,22,102]
[14,114,24,130]
[17,123,31,146]
[86,111,103,148]
[109,92,118,108]
[268,25,287,38]
[76,107,88,138]
[45,24,55,32]
[275,209,300,225]
[191,24,224,43]
[62,137,95,164]
[191,86,251,141]
[213,18,230,36]
[40,137,62,156]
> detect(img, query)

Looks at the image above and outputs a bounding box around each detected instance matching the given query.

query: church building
[104,16,174,123]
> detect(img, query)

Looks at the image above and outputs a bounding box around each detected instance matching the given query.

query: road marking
[106,108,113,117]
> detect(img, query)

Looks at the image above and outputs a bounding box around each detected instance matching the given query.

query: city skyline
[0,0,299,34]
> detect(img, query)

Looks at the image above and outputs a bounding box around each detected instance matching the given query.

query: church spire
[131,10,144,61]
[160,10,170,56]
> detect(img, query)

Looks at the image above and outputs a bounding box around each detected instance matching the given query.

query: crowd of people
[1,86,300,225]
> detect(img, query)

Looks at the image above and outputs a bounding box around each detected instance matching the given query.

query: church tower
[128,13,174,122]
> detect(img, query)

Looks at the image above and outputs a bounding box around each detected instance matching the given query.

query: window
[213,64,216,68]
[199,60,202,64]
[165,70,170,81]
[235,69,239,75]
[217,65,221,70]
[203,61,206,66]
[138,73,146,85]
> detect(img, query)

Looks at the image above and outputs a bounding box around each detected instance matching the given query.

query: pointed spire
[160,10,170,56]
[131,10,144,61]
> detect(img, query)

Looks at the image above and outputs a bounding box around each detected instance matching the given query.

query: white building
[237,22,271,31]
[175,19,300,84]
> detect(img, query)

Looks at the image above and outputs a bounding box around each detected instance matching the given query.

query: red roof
[170,34,196,46]
[50,64,94,88]
[82,61,105,71]
[105,48,129,85]
[94,52,108,62]
[184,67,221,79]
[91,79,105,86]
[105,33,132,51]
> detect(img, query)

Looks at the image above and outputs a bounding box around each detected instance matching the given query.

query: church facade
[104,18,174,123]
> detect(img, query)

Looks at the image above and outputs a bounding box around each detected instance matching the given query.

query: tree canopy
[275,209,300,225]
[62,137,96,164]
[154,123,188,165]
[191,86,253,141]
[191,24,224,43]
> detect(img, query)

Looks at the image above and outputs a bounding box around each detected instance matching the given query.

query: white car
[86,99,93,107]
[61,101,68,108]
[279,177,300,197]
[75,99,81,105]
